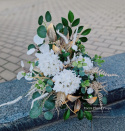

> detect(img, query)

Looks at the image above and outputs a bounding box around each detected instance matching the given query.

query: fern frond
[85,67,118,77]
[98,93,103,110]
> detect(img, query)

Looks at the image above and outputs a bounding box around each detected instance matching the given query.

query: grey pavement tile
[0,58,7,66]
[6,56,21,63]
[3,62,20,71]
[0,52,10,59]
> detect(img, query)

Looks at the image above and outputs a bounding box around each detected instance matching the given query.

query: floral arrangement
[0,11,117,121]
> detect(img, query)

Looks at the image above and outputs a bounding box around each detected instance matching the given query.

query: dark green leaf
[45,11,52,22]
[68,26,72,37]
[84,111,92,120]
[56,23,63,31]
[81,29,91,35]
[32,92,41,99]
[72,18,80,27]
[81,87,86,94]
[63,109,70,120]
[44,111,53,120]
[47,80,53,86]
[63,27,68,36]
[79,37,88,42]
[68,10,74,23]
[77,109,84,120]
[60,104,66,109]
[35,61,39,66]
[102,97,107,105]
[38,16,43,25]
[46,86,52,93]
[37,25,47,38]
[62,17,68,26]
[79,71,85,76]
[29,101,42,118]
[44,99,55,110]
[78,26,84,33]
[28,44,36,50]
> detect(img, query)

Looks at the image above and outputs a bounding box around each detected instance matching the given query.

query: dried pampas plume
[85,67,118,77]
[55,92,66,107]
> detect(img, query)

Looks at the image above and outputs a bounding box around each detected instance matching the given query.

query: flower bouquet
[0,11,117,121]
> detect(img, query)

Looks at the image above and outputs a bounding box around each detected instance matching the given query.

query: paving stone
[109,45,125,51]
[2,48,12,53]
[12,46,24,51]
[0,58,7,66]
[0,70,16,81]
[7,56,21,63]
[97,47,116,53]
[0,67,4,72]
[105,40,121,45]
[0,52,10,59]
[0,79,6,83]
[3,62,20,71]
[9,51,22,57]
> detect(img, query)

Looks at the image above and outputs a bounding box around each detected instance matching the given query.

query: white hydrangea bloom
[83,57,93,71]
[90,74,94,80]
[35,44,63,77]
[17,71,25,80]
[27,48,35,55]
[33,34,44,45]
[72,45,78,51]
[87,87,94,94]
[53,69,81,95]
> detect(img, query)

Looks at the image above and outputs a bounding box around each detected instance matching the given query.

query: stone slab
[0,53,125,130]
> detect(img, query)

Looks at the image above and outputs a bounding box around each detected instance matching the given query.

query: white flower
[87,87,93,94]
[56,30,68,44]
[21,61,24,68]
[33,34,44,45]
[25,73,33,81]
[30,64,33,72]
[35,44,63,77]
[27,48,35,55]
[90,74,94,80]
[64,57,70,65]
[72,45,78,51]
[83,57,93,71]
[53,69,81,95]
[39,44,50,53]
[17,71,24,80]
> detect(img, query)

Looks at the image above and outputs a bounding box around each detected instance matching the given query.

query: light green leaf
[63,109,70,120]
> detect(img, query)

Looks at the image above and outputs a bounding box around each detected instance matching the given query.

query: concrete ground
[0,0,125,82]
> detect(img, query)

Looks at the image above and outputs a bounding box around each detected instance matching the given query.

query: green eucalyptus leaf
[46,86,52,93]
[45,11,52,22]
[102,97,107,105]
[81,87,85,94]
[44,111,53,120]
[32,91,41,99]
[37,25,47,38]
[62,17,68,26]
[64,27,68,36]
[84,111,92,120]
[72,61,77,67]
[79,71,85,76]
[35,61,39,66]
[68,10,74,23]
[38,16,43,25]
[78,26,84,33]
[79,37,88,42]
[56,23,63,31]
[28,44,36,50]
[81,29,91,35]
[44,99,55,110]
[63,109,70,120]
[72,18,80,27]
[77,109,84,120]
[29,101,42,118]
[47,80,53,86]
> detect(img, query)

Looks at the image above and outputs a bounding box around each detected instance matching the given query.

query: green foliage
[78,26,84,33]
[62,17,68,26]
[77,109,84,120]
[29,101,42,118]
[63,109,70,120]
[32,92,41,99]
[63,26,68,36]
[79,37,88,42]
[47,80,53,86]
[44,99,55,110]
[35,61,39,66]
[81,29,91,35]
[68,26,72,37]
[38,16,43,25]
[37,25,47,38]
[68,11,74,23]
[81,80,90,87]
[92,54,105,66]
[79,70,85,76]
[59,52,70,62]
[72,18,80,27]
[56,23,63,31]
[84,111,92,120]
[38,79,43,84]
[102,96,107,105]
[93,98,99,105]
[81,87,85,94]
[45,11,52,22]
[44,111,53,120]
[46,86,52,93]
[28,44,36,50]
